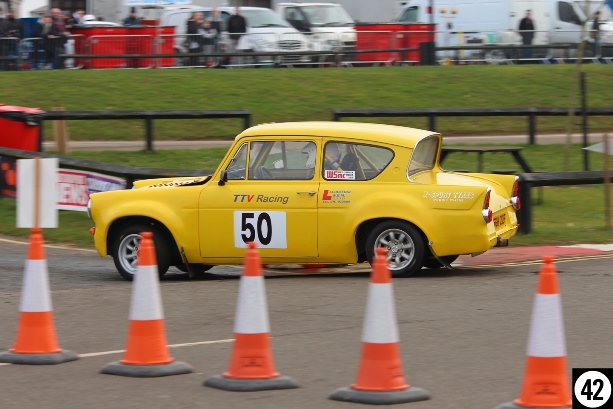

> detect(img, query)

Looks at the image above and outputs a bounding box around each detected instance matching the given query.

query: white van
[276,2,357,54]
[161,6,312,66]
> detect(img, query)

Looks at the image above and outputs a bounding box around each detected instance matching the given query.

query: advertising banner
[57,169,126,211]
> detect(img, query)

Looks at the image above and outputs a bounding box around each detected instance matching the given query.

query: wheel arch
[107,216,182,265]
[355,217,429,263]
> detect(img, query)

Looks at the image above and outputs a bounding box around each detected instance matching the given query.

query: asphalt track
[1,234,612,409]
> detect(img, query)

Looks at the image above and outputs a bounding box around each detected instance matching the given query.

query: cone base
[204,374,300,391]
[329,385,430,405]
[100,360,193,378]
[494,402,571,409]
[0,349,78,365]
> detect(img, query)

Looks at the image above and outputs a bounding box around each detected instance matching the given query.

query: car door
[199,138,320,259]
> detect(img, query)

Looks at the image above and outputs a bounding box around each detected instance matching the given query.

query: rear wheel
[112,224,171,281]
[365,221,425,278]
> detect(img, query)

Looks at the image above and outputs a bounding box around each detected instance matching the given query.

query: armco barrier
[332,107,613,145]
[39,109,252,152]
[0,147,212,189]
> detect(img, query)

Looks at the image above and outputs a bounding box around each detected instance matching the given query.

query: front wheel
[112,224,171,281]
[365,221,425,278]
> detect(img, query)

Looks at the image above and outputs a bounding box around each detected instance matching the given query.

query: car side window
[248,141,316,180]
[226,143,248,180]
[407,135,439,177]
[323,142,393,181]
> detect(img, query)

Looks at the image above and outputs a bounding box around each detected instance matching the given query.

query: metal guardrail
[0,147,212,189]
[517,171,607,234]
[332,107,613,144]
[39,110,252,152]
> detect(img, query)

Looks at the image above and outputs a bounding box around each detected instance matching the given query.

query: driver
[324,143,342,170]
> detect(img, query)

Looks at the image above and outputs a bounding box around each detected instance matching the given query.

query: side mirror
[218,170,228,186]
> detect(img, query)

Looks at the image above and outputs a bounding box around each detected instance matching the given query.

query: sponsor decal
[57,170,126,211]
[325,170,355,180]
[423,191,475,203]
[322,189,351,204]
[234,194,288,205]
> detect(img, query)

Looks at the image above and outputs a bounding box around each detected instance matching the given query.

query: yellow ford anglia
[88,122,520,280]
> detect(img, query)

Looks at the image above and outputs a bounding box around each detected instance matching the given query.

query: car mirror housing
[218,170,228,186]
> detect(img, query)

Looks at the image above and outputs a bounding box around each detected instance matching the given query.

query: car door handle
[297,191,317,196]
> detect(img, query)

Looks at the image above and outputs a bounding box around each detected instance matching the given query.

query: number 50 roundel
[233,211,287,249]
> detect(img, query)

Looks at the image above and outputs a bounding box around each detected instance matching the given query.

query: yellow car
[88,122,520,280]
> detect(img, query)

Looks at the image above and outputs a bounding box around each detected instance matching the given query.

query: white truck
[276,2,357,56]
[395,0,613,59]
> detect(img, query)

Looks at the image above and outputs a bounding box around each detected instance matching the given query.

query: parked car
[161,6,312,66]
[88,121,520,281]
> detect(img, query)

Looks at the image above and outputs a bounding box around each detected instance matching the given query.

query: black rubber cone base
[329,385,430,405]
[0,349,79,365]
[494,402,570,409]
[204,374,300,391]
[100,360,193,377]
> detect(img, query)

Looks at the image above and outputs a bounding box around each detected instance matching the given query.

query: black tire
[423,255,459,269]
[365,221,425,278]
[112,224,171,281]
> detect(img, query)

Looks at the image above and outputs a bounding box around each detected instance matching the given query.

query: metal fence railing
[2,29,610,71]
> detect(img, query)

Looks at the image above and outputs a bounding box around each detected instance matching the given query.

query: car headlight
[255,39,274,50]
[86,198,92,219]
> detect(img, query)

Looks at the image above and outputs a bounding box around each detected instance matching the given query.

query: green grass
[1,143,611,248]
[1,65,612,140]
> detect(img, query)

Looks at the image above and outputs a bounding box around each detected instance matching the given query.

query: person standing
[123,7,142,26]
[518,10,536,61]
[50,8,70,69]
[591,10,601,58]
[1,8,21,70]
[186,12,205,67]
[34,15,59,69]
[227,7,247,66]
[201,17,218,67]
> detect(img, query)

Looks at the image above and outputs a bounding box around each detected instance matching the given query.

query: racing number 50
[241,212,272,245]
[233,210,287,249]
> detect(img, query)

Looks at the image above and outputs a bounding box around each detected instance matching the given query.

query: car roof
[240,122,438,146]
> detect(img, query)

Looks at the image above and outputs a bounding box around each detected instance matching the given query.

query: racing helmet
[301,142,317,169]
[325,142,342,168]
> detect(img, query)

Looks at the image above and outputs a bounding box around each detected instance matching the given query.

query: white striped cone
[100,231,192,377]
[494,256,571,409]
[0,228,78,364]
[329,248,429,404]
[204,242,299,391]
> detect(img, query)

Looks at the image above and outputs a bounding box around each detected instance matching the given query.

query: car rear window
[407,135,439,177]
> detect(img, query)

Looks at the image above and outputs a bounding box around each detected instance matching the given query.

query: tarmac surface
[0,234,612,409]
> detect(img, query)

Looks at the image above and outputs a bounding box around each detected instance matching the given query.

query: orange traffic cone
[0,228,78,365]
[494,256,571,409]
[329,248,430,405]
[100,232,192,377]
[204,242,299,391]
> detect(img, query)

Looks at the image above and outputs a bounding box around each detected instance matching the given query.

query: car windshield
[242,9,291,28]
[301,5,353,26]
[407,135,439,177]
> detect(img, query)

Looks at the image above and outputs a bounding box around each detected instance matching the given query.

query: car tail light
[510,177,521,210]
[482,188,492,223]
